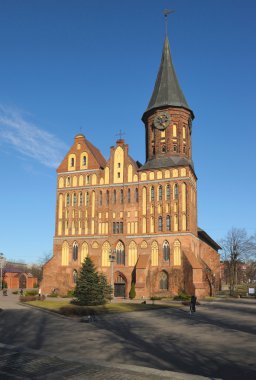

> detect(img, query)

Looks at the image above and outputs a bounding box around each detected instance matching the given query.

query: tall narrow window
[86,192,89,206]
[116,241,125,265]
[73,193,77,206]
[66,194,70,206]
[71,157,75,167]
[113,190,116,204]
[113,222,116,234]
[159,271,168,290]
[120,189,123,204]
[128,188,131,203]
[174,184,178,200]
[79,192,83,206]
[163,241,170,261]
[73,270,78,284]
[106,190,109,205]
[158,185,162,201]
[158,216,163,231]
[151,186,155,201]
[99,191,102,206]
[82,156,87,166]
[166,184,170,200]
[72,242,78,261]
[166,215,171,231]
[135,188,138,202]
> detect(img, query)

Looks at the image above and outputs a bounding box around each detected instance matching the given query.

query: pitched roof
[84,137,106,169]
[140,155,194,171]
[198,227,221,251]
[142,36,193,120]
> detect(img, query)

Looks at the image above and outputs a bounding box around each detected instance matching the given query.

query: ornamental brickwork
[41,35,220,298]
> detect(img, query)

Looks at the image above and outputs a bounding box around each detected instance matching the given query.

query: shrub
[20,295,46,302]
[173,292,190,301]
[129,283,136,299]
[47,293,58,297]
[24,290,38,296]
[150,296,162,301]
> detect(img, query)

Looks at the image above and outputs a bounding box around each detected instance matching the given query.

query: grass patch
[26,300,174,316]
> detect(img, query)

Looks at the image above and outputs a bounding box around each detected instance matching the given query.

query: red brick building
[3,263,37,290]
[41,35,221,298]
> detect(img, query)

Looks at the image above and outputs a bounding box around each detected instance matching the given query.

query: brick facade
[41,35,220,298]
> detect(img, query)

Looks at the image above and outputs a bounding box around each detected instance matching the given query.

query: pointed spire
[143,35,193,119]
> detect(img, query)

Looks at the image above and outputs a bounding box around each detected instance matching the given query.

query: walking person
[190,295,197,314]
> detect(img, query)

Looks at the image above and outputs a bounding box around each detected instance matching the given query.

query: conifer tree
[74,256,112,305]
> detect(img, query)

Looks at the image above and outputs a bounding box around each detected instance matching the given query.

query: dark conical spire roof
[143,35,193,119]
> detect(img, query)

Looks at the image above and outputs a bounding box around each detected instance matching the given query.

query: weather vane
[116,130,125,140]
[163,8,175,35]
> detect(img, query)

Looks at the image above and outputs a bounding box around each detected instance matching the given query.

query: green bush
[129,283,136,299]
[60,290,74,298]
[173,292,190,301]
[24,290,38,296]
[150,296,162,301]
[20,295,45,302]
[33,283,39,288]
[47,293,58,297]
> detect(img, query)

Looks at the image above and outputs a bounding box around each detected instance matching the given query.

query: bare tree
[220,228,256,295]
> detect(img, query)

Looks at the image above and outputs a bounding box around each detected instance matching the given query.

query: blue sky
[0,0,255,264]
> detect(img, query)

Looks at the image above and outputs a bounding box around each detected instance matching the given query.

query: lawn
[27,300,176,317]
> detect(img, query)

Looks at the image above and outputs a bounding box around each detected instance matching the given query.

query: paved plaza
[0,294,255,379]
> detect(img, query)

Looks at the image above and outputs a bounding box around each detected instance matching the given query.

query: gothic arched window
[128,188,131,203]
[151,186,155,201]
[159,271,168,290]
[72,242,78,261]
[66,193,70,206]
[174,184,178,200]
[79,192,83,206]
[166,215,171,231]
[158,216,163,231]
[163,241,170,261]
[116,241,125,265]
[158,185,163,201]
[73,270,78,284]
[166,184,170,200]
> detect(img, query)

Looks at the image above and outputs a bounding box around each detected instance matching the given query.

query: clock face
[153,112,171,130]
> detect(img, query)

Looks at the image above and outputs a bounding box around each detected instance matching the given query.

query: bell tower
[141,35,195,172]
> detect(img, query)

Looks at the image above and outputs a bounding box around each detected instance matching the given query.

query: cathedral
[41,33,220,298]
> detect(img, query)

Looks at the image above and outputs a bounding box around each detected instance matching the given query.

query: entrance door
[19,274,27,289]
[114,273,126,298]
[114,283,125,297]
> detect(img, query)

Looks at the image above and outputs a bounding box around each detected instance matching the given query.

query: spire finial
[115,129,125,140]
[163,9,175,36]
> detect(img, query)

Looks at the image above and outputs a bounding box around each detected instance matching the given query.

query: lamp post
[109,249,116,297]
[0,253,6,290]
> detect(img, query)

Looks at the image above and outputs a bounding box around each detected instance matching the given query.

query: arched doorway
[19,274,27,289]
[114,273,126,297]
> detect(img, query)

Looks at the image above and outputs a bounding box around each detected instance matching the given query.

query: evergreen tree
[129,282,136,299]
[74,256,112,305]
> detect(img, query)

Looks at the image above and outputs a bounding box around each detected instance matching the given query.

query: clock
[153,112,171,130]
